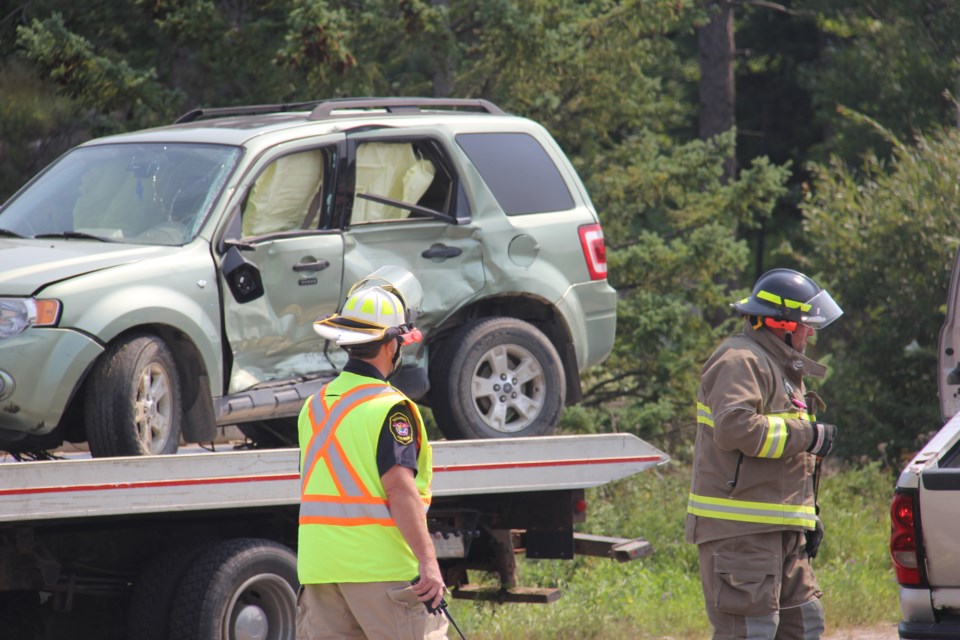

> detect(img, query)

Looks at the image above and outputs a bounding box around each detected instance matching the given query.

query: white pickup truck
[0,433,667,639]
[892,251,960,638]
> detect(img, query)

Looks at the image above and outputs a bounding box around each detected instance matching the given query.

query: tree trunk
[431,0,454,97]
[956,63,960,129]
[698,0,736,181]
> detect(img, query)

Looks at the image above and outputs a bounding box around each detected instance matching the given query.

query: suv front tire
[85,333,183,456]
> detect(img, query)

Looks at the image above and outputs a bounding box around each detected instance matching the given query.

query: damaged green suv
[0,98,616,456]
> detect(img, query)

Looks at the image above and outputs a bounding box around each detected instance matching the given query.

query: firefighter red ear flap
[764,317,798,332]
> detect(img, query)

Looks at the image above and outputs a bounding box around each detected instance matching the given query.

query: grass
[444,461,901,639]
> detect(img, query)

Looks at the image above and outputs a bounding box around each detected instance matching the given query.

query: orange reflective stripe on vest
[300,383,391,499]
[300,494,394,526]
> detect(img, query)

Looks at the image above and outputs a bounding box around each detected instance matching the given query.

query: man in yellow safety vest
[296,269,447,639]
[687,268,843,639]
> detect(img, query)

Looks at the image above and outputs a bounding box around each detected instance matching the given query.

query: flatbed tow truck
[0,433,668,640]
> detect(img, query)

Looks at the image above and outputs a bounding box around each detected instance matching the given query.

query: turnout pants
[697,530,824,640]
[296,581,448,640]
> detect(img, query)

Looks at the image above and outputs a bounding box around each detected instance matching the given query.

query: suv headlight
[0,298,61,340]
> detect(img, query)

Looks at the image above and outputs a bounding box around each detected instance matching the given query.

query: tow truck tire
[85,333,182,457]
[127,545,210,640]
[429,317,565,439]
[168,538,299,640]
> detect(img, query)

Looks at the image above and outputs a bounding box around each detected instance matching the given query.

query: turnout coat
[685,321,827,545]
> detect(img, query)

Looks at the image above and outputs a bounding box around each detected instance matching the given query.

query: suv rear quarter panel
[444,120,616,369]
[476,208,616,370]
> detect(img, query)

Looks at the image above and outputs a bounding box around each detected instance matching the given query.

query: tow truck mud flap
[524,528,574,559]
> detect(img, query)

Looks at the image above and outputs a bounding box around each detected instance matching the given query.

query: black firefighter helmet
[733,268,843,330]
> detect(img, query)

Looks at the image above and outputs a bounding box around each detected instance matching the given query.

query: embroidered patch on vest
[389,412,413,445]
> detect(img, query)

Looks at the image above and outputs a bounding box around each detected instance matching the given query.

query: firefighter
[296,270,448,640]
[686,268,843,639]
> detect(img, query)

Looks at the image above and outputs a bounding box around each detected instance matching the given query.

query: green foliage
[274,0,364,93]
[16,13,180,126]
[0,60,83,201]
[453,0,700,156]
[815,462,900,627]
[796,0,960,165]
[142,0,294,106]
[574,131,790,458]
[799,124,960,463]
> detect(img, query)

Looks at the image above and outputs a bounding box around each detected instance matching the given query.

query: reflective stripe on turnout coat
[686,321,827,545]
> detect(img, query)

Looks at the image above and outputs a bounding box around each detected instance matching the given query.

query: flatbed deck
[0,433,668,523]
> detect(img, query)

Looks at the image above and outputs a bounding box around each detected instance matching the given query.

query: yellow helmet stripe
[757,290,813,312]
[757,290,782,305]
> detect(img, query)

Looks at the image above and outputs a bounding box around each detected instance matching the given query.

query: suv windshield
[0,143,241,246]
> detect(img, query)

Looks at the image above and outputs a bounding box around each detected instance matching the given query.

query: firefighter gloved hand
[805,520,825,559]
[807,422,837,458]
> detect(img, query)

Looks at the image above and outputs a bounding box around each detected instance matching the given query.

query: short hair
[344,339,387,360]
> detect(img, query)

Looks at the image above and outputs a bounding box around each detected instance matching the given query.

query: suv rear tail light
[891,490,923,586]
[578,224,608,281]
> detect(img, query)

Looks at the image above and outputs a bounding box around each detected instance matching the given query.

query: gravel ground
[823,623,899,639]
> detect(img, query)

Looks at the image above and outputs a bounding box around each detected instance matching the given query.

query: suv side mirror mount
[222,245,265,303]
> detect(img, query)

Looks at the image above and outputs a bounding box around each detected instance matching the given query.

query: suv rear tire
[430,317,565,439]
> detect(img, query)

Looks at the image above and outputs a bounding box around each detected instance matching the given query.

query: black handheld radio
[410,576,467,639]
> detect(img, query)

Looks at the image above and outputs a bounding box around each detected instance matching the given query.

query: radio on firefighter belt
[411,576,467,640]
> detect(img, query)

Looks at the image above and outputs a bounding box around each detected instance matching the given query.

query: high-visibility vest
[297,371,432,584]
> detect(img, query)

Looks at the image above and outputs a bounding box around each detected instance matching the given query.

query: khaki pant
[697,531,824,640]
[296,581,448,640]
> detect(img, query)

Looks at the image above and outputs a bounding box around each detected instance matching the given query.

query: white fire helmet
[313,267,423,347]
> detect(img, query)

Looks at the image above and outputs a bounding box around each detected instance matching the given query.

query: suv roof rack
[175,97,505,125]
[175,101,327,124]
[307,97,504,119]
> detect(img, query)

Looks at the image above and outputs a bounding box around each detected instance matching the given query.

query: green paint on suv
[0,98,616,456]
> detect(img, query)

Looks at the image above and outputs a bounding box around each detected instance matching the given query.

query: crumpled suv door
[219,141,345,395]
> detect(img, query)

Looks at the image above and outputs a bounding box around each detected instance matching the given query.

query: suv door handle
[422,245,462,259]
[293,259,331,272]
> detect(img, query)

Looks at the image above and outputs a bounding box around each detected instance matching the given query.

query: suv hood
[0,239,170,295]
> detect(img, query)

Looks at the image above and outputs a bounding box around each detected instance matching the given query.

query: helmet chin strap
[387,336,403,378]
